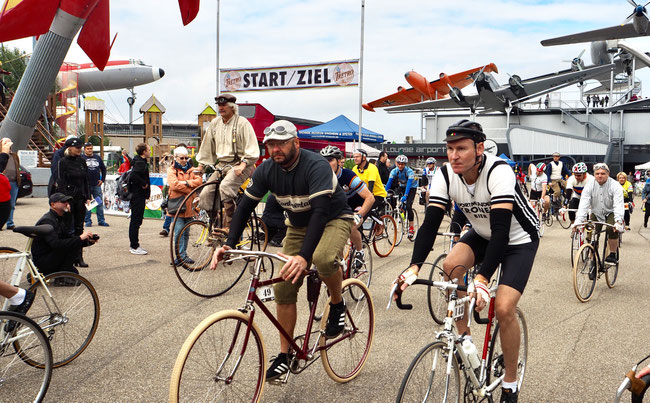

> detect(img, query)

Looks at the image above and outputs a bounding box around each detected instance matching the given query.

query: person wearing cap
[575,163,625,264]
[31,193,98,277]
[56,137,91,267]
[210,120,354,382]
[545,152,570,205]
[195,93,259,230]
[48,135,78,196]
[394,120,539,402]
[353,148,387,211]
[128,143,151,255]
[82,142,109,227]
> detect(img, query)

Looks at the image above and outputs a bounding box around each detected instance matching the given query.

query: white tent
[635,161,650,170]
[345,142,382,158]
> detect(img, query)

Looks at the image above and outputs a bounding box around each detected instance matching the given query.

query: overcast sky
[5,0,650,142]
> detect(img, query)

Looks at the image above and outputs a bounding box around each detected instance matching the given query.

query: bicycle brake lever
[387,283,413,310]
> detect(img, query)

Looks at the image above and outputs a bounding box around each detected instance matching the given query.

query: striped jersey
[565,173,593,199]
[429,154,539,245]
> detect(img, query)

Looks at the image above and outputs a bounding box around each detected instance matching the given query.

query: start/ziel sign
[220,60,359,92]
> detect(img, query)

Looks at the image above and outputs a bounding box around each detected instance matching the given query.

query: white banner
[220,60,359,92]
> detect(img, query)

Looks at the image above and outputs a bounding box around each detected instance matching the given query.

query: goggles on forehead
[264,125,290,135]
[593,163,609,172]
[216,96,232,105]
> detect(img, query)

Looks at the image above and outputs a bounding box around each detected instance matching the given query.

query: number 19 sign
[220,59,359,92]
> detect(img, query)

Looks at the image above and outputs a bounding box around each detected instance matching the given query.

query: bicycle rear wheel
[320,279,374,383]
[573,244,597,302]
[427,253,448,325]
[28,272,100,368]
[486,307,528,393]
[170,310,266,402]
[372,215,397,257]
[396,341,460,403]
[605,238,619,288]
[0,311,52,403]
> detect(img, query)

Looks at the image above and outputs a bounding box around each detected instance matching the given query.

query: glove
[401,195,408,204]
[467,279,490,305]
[615,221,625,233]
[394,266,418,287]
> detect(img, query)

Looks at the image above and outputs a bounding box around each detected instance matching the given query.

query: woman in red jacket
[0,138,13,229]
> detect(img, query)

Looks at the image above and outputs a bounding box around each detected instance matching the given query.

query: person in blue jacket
[385,154,418,239]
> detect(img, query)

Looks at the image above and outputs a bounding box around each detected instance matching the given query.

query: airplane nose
[159,68,165,78]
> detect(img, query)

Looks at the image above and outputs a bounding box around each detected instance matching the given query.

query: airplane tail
[178,0,200,25]
[77,0,111,70]
[0,0,59,42]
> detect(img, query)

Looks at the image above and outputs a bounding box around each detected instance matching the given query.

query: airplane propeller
[562,49,586,71]
[507,74,524,89]
[623,0,650,25]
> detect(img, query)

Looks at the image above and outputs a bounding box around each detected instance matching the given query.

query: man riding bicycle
[419,157,437,206]
[385,155,418,239]
[352,148,387,211]
[574,163,625,265]
[321,146,375,270]
[529,162,550,217]
[545,152,570,205]
[210,120,354,382]
[393,119,539,403]
[564,162,592,224]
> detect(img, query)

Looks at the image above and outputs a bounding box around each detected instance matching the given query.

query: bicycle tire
[348,241,372,301]
[0,311,53,403]
[605,238,619,288]
[396,341,460,403]
[170,310,266,403]
[0,247,21,287]
[486,307,528,393]
[408,209,419,242]
[27,272,100,368]
[320,279,374,383]
[393,211,405,246]
[427,253,448,325]
[535,205,545,238]
[544,211,553,227]
[570,230,584,268]
[557,210,572,229]
[372,215,397,257]
[572,244,597,302]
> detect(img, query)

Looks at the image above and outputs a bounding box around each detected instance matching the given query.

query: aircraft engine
[449,87,466,105]
[590,41,613,66]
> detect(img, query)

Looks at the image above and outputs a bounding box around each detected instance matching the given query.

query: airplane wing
[385,94,482,113]
[604,98,650,112]
[0,0,59,42]
[541,24,642,46]
[363,63,497,111]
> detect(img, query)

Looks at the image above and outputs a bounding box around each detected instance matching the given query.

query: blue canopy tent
[298,115,384,143]
[499,153,516,167]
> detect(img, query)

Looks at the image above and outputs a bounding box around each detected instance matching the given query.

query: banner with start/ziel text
[220,60,359,92]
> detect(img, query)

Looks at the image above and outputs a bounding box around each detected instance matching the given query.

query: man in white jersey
[529,162,550,215]
[564,162,592,223]
[393,120,539,403]
[419,157,437,206]
[575,163,624,264]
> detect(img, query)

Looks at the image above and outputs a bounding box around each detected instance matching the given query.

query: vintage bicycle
[529,199,546,237]
[0,225,100,368]
[169,249,374,402]
[385,191,420,244]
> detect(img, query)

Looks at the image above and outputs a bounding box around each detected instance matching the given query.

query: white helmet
[396,155,408,164]
[425,157,436,165]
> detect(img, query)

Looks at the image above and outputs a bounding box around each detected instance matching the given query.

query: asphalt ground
[1,197,649,402]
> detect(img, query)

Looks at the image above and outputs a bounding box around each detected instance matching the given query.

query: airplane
[384,63,616,114]
[362,63,498,112]
[69,60,165,93]
[541,0,650,46]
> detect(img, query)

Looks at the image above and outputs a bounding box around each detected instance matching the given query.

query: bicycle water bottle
[461,338,480,369]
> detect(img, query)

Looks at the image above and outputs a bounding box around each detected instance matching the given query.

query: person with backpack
[82,142,109,227]
[128,143,151,255]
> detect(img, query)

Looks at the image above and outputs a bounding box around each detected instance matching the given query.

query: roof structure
[139,94,166,114]
[199,103,217,116]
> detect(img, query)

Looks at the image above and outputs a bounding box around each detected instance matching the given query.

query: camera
[90,234,100,241]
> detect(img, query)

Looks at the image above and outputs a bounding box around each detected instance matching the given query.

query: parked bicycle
[0,225,100,368]
[169,249,374,402]
[571,221,621,302]
[614,353,650,402]
[390,264,528,402]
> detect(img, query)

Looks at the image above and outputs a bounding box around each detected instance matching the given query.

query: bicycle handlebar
[387,279,467,310]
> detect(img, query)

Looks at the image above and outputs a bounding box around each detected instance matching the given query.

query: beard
[271,143,298,167]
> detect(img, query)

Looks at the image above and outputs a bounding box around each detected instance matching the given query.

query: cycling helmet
[352,148,368,157]
[396,155,408,164]
[320,145,343,160]
[572,162,588,174]
[425,157,436,165]
[536,162,546,171]
[444,119,486,143]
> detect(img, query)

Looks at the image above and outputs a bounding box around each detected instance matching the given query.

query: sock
[277,352,288,362]
[8,288,26,305]
[502,380,518,393]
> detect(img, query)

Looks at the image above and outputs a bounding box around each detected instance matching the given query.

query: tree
[0,45,28,92]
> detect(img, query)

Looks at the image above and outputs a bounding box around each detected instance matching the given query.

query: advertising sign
[102,173,167,218]
[220,60,359,92]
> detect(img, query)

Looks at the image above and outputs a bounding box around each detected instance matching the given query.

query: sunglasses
[177,156,189,160]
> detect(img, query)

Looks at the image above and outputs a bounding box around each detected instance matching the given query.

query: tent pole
[358,0,365,145]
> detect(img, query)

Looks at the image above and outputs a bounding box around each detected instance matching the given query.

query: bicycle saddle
[13,224,54,238]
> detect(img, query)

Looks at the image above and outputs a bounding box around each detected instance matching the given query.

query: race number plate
[453,303,465,320]
[256,285,275,302]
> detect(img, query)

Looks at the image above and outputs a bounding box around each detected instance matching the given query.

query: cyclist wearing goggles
[565,162,592,223]
[394,120,539,403]
[385,154,418,237]
[195,93,259,229]
[575,163,625,264]
[211,120,354,382]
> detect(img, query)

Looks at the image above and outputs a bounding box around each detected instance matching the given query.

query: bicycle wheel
[0,247,20,285]
[172,222,247,298]
[605,239,619,288]
[544,211,553,227]
[408,209,420,242]
[170,310,266,403]
[570,230,584,268]
[396,341,460,403]
[427,253,448,325]
[320,279,374,383]
[240,216,268,252]
[0,312,52,403]
[486,307,528,393]
[557,210,571,229]
[534,205,545,238]
[348,242,372,301]
[372,215,397,257]
[27,272,100,367]
[572,244,597,302]
[393,212,404,246]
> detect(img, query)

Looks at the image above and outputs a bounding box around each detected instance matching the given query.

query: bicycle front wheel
[396,341,460,403]
[573,244,597,302]
[393,212,405,246]
[486,307,528,393]
[570,230,584,268]
[348,242,372,300]
[408,209,419,242]
[372,215,397,257]
[28,272,99,367]
[170,310,266,403]
[427,253,448,325]
[605,239,619,288]
[557,210,571,229]
[320,279,374,383]
[0,311,52,403]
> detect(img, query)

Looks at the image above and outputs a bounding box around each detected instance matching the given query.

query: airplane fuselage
[76,64,165,93]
